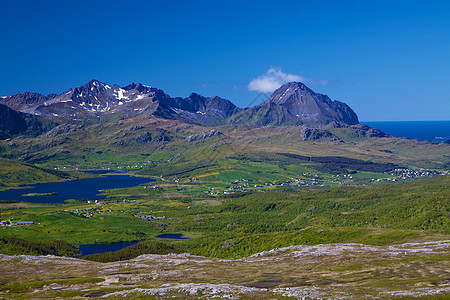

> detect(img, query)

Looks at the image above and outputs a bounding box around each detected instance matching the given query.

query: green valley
[0,81,449,299]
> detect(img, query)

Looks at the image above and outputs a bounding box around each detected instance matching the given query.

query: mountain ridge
[0,80,357,128]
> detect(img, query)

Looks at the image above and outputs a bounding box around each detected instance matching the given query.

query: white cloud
[248,68,304,93]
[248,67,328,93]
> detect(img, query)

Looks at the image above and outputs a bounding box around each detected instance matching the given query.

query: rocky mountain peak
[0,92,48,111]
[87,79,103,85]
[123,82,152,93]
[71,79,111,98]
[267,82,315,105]
[268,82,358,125]
[229,81,359,126]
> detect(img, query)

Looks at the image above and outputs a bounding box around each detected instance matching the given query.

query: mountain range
[1,79,449,176]
[0,80,358,138]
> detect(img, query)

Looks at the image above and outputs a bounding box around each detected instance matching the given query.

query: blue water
[77,241,138,257]
[0,175,154,203]
[363,121,450,142]
[155,233,188,239]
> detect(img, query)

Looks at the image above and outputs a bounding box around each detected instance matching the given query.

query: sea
[362,121,450,142]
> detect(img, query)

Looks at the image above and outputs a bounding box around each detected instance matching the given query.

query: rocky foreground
[0,241,449,299]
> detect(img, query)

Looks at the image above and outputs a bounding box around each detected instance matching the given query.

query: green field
[1,174,448,260]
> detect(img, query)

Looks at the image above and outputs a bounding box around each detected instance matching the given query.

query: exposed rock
[326,121,348,128]
[221,240,235,249]
[1,240,448,299]
[367,127,390,137]
[128,125,144,131]
[111,139,129,147]
[44,124,80,138]
[40,136,71,149]
[186,130,222,143]
[134,132,152,143]
[154,133,170,143]
[352,124,390,138]
[168,153,181,162]
[300,127,335,141]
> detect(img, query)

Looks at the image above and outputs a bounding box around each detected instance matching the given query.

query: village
[2,166,448,229]
[389,168,449,179]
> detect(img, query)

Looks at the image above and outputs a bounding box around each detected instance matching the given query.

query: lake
[155,233,188,239]
[77,241,138,257]
[0,174,154,203]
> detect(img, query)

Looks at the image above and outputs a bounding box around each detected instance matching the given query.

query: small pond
[77,241,138,257]
[155,233,189,239]
[0,175,154,203]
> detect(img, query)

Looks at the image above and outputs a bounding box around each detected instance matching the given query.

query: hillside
[0,104,57,139]
[1,112,448,172]
[0,158,73,190]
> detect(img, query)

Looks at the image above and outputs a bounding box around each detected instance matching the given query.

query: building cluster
[388,168,449,179]
[1,219,35,226]
[197,176,327,196]
[69,208,95,218]
[368,168,449,183]
[66,201,123,218]
[200,179,251,196]
[291,177,322,187]
[134,214,169,221]
[53,160,157,171]
[143,185,162,190]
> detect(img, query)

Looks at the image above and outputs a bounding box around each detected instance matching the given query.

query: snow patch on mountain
[115,88,128,100]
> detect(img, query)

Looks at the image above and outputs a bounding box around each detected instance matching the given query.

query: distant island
[22,192,57,197]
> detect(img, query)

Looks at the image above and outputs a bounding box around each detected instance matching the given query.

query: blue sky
[1,0,449,121]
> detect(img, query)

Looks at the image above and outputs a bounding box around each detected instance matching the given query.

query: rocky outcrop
[300,127,335,141]
[352,124,390,138]
[154,133,170,143]
[185,130,222,143]
[134,132,152,143]
[44,124,80,138]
